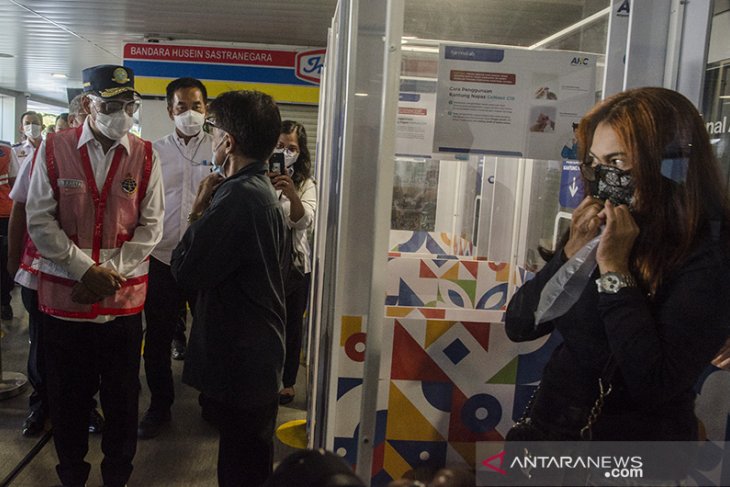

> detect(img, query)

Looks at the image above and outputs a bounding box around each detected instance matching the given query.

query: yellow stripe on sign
[135,77,320,105]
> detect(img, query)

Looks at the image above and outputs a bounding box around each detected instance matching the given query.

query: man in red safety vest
[26,64,164,487]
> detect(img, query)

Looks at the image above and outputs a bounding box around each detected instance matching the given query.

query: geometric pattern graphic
[328,229,730,486]
[385,255,511,317]
[374,319,550,485]
[390,230,473,256]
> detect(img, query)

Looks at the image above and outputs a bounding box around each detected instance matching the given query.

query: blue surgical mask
[211,137,228,175]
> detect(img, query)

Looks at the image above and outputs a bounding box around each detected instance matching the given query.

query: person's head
[19,111,43,142]
[81,64,140,142]
[577,87,730,291]
[166,77,208,138]
[45,124,55,134]
[276,120,312,186]
[264,449,365,487]
[206,90,281,169]
[68,94,88,128]
[55,113,69,131]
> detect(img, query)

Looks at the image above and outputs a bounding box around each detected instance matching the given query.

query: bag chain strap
[580,377,613,440]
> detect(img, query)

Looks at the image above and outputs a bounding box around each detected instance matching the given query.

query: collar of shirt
[173,129,204,148]
[77,117,130,154]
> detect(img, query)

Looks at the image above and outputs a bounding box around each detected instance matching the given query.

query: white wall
[137,99,173,143]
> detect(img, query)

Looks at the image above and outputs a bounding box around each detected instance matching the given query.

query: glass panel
[703,2,730,191]
[393,0,609,272]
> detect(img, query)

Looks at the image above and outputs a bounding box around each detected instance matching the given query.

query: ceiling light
[51,73,68,79]
[529,7,610,50]
[355,93,369,97]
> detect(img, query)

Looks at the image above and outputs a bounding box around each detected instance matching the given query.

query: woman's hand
[596,200,639,274]
[563,196,605,259]
[191,172,225,216]
[271,174,299,202]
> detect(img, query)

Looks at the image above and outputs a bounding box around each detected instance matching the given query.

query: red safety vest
[0,144,13,218]
[37,127,152,319]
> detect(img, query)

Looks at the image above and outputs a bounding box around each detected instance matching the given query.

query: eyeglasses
[275,143,299,158]
[204,118,221,132]
[89,95,141,115]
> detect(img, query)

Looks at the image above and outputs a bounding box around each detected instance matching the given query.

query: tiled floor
[0,287,308,486]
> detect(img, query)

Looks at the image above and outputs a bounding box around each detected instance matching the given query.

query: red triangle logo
[482,450,506,475]
[419,260,438,278]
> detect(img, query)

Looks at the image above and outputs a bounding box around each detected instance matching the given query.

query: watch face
[603,274,621,292]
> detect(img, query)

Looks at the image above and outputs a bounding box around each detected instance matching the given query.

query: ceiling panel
[0,0,609,106]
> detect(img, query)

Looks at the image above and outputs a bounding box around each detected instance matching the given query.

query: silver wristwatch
[595,272,636,294]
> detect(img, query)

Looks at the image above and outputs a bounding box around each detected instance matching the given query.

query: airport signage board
[433,44,596,161]
[123,41,325,104]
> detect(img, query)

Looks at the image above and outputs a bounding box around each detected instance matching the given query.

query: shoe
[21,409,45,437]
[171,339,186,360]
[279,387,295,405]
[88,408,105,434]
[1,304,13,321]
[137,410,171,439]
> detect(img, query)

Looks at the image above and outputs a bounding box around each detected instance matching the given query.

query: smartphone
[269,152,284,174]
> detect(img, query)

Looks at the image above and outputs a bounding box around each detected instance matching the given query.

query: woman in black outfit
[505,88,730,450]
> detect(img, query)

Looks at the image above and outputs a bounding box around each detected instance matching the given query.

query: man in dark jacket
[171,90,286,487]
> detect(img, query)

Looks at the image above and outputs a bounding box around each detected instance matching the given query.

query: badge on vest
[57,179,84,189]
[121,173,138,195]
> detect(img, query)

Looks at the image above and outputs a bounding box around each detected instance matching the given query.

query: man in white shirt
[13,111,44,164]
[138,77,211,439]
[26,64,164,487]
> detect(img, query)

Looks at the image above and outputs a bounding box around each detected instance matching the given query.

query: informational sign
[433,44,596,161]
[396,79,437,158]
[559,160,586,209]
[123,42,325,105]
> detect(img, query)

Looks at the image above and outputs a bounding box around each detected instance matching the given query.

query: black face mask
[589,165,635,206]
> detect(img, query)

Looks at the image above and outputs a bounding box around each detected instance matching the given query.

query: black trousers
[282,273,311,388]
[45,313,143,487]
[0,217,12,306]
[23,287,47,414]
[143,256,195,413]
[208,398,278,487]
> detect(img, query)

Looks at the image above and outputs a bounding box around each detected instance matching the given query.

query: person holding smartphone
[268,120,317,406]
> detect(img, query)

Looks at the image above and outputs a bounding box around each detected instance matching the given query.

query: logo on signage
[295,49,326,85]
[570,57,590,66]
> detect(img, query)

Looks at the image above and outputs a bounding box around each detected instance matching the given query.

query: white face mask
[174,110,205,136]
[95,111,134,141]
[24,123,42,139]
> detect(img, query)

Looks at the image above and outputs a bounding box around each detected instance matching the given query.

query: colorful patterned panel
[390,230,474,256]
[386,255,512,323]
[373,318,554,486]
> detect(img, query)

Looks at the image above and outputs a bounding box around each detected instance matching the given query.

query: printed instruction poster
[396,79,438,158]
[433,44,596,161]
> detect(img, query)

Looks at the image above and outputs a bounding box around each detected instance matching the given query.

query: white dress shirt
[9,154,37,289]
[278,177,317,274]
[26,118,164,322]
[12,139,36,169]
[152,129,212,265]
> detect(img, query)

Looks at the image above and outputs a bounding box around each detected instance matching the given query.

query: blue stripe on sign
[124,60,314,86]
[443,46,505,63]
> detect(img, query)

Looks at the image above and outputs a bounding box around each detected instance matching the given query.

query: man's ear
[225,133,237,154]
[167,105,174,121]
